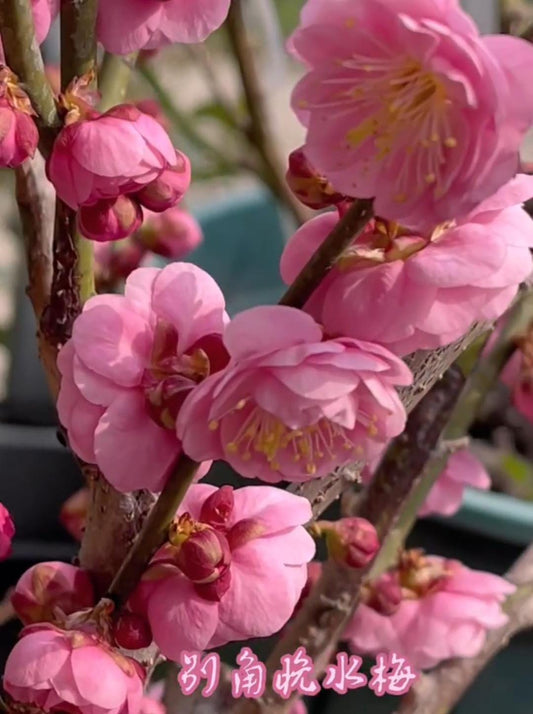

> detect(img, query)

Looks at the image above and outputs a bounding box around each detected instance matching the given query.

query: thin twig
[99,51,139,111]
[397,544,533,714]
[225,0,309,225]
[279,199,374,309]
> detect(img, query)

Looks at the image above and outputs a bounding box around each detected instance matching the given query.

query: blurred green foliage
[274,0,305,35]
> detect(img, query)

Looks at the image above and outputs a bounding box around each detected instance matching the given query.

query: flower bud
[323,517,379,569]
[286,147,345,210]
[137,207,203,259]
[59,488,89,542]
[78,195,143,242]
[135,150,191,212]
[364,572,403,615]
[114,612,153,650]
[94,238,146,291]
[172,526,231,585]
[12,562,95,625]
[199,486,234,530]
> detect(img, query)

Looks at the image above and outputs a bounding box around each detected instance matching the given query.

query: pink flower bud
[135,150,191,212]
[4,623,144,714]
[59,488,89,542]
[12,561,95,626]
[199,485,234,529]
[137,207,203,259]
[172,525,231,585]
[286,147,345,210]
[0,67,39,168]
[114,612,153,650]
[324,517,379,569]
[364,572,403,615]
[78,195,143,242]
[0,502,14,561]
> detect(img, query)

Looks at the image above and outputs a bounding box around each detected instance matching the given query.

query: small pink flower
[419,449,491,518]
[4,623,144,714]
[31,0,59,44]
[57,263,228,492]
[0,67,38,168]
[94,239,147,292]
[290,0,533,229]
[132,484,315,661]
[281,176,533,356]
[178,305,411,483]
[0,501,14,560]
[346,551,514,670]
[78,195,144,243]
[97,0,231,54]
[135,150,191,213]
[137,207,203,259]
[321,517,379,569]
[11,562,95,626]
[47,104,178,210]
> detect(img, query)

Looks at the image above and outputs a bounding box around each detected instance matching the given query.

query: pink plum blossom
[32,0,59,44]
[78,195,144,243]
[47,105,178,211]
[501,347,533,423]
[419,449,491,518]
[289,0,533,229]
[346,550,514,670]
[137,207,203,259]
[4,623,144,714]
[0,501,14,560]
[0,67,39,168]
[97,0,231,55]
[57,263,228,492]
[12,562,95,626]
[132,484,315,661]
[177,305,411,483]
[281,175,533,356]
[135,151,191,213]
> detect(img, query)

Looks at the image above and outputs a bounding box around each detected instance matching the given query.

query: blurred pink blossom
[97,0,231,54]
[346,550,514,670]
[0,67,38,168]
[289,0,533,230]
[0,501,14,560]
[32,0,59,43]
[138,207,203,259]
[57,263,228,492]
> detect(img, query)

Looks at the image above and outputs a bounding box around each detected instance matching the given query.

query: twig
[60,0,98,88]
[225,0,309,225]
[107,455,200,605]
[0,0,59,148]
[99,51,139,111]
[397,544,533,714]
[279,199,374,309]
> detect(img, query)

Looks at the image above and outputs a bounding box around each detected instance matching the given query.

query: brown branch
[0,0,59,149]
[397,544,533,714]
[60,0,98,89]
[225,0,310,225]
[279,199,374,309]
[15,156,59,398]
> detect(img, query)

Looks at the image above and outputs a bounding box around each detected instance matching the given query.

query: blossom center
[337,219,427,269]
[218,402,361,475]
[397,549,452,598]
[343,56,455,201]
[143,320,224,430]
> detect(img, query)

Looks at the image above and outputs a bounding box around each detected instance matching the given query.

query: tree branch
[0,0,59,148]
[225,0,309,225]
[397,545,533,714]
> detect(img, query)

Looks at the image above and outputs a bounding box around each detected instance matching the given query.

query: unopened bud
[114,612,152,650]
[199,486,234,530]
[12,562,95,625]
[78,195,143,242]
[137,207,203,259]
[364,572,403,615]
[136,150,191,212]
[323,517,379,569]
[170,519,231,585]
[286,147,345,210]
